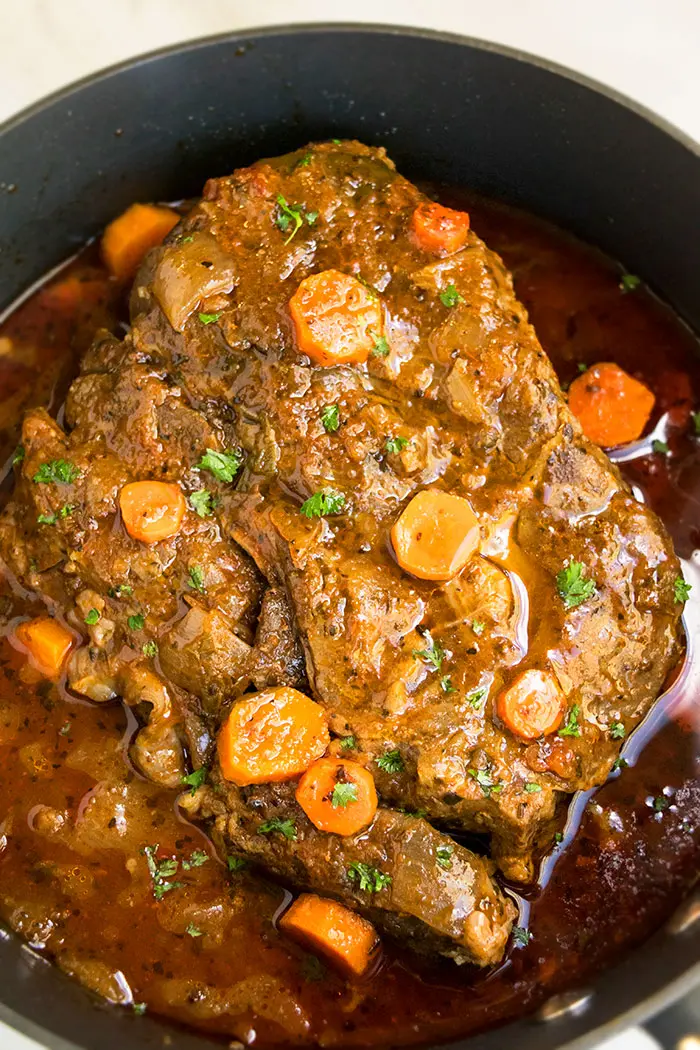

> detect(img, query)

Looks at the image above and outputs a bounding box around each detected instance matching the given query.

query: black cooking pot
[0,23,698,1050]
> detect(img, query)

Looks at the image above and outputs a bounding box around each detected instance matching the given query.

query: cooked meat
[0,141,682,968]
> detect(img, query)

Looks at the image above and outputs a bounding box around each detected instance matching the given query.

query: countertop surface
[0,1,697,1048]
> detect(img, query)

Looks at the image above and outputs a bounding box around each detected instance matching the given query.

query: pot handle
[642,991,700,1050]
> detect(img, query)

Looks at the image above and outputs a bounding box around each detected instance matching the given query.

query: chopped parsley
[339,735,356,750]
[227,856,247,873]
[620,273,641,293]
[652,439,669,455]
[692,410,700,435]
[385,436,409,455]
[258,817,297,840]
[143,844,183,901]
[439,283,464,308]
[347,862,392,893]
[12,445,24,466]
[33,459,79,485]
[612,757,628,772]
[185,923,203,938]
[275,195,316,244]
[133,1003,147,1016]
[142,640,158,658]
[524,782,541,793]
[466,685,488,708]
[554,832,564,844]
[84,608,100,626]
[412,635,445,673]
[301,954,326,983]
[377,749,404,774]
[674,576,692,603]
[109,584,133,598]
[188,566,206,592]
[300,489,345,518]
[59,721,71,737]
[127,613,145,631]
[197,448,243,482]
[189,489,216,518]
[512,926,531,948]
[321,404,340,433]
[37,503,74,525]
[609,721,626,740]
[472,620,485,636]
[297,153,313,168]
[440,675,456,694]
[182,766,207,794]
[558,704,581,738]
[653,795,669,812]
[331,782,358,808]
[436,844,454,870]
[372,335,390,357]
[577,362,588,374]
[468,768,503,798]
[556,561,597,609]
[198,312,221,325]
[182,849,209,870]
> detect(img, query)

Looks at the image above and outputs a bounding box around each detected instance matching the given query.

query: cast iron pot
[0,23,698,1050]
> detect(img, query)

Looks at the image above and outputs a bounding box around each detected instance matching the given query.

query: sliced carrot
[218,687,329,787]
[280,894,379,977]
[568,362,655,447]
[102,203,180,282]
[296,757,377,835]
[15,617,73,678]
[411,201,470,255]
[119,481,186,544]
[391,489,480,582]
[289,269,382,366]
[496,669,566,740]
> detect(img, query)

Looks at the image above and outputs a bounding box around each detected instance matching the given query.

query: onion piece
[152,232,236,331]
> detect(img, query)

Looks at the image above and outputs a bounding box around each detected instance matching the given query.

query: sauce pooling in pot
[0,191,698,1047]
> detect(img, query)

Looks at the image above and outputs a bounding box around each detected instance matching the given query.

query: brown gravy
[0,191,697,1047]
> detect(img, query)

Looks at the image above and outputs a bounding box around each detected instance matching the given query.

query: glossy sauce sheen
[0,192,698,1047]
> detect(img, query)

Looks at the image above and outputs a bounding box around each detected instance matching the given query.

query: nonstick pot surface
[0,24,698,1050]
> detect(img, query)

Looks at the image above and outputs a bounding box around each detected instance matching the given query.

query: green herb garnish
[512,926,531,947]
[674,576,691,603]
[524,782,542,793]
[385,436,409,455]
[33,459,79,485]
[612,757,628,772]
[620,273,641,293]
[143,844,183,901]
[12,445,24,466]
[609,721,625,740]
[466,685,488,708]
[301,954,326,983]
[321,405,340,433]
[275,195,316,244]
[472,620,485,635]
[413,635,445,673]
[468,768,503,798]
[377,749,404,774]
[258,817,297,840]
[691,410,700,435]
[198,312,221,325]
[182,767,207,794]
[197,448,243,482]
[436,844,454,870]
[652,439,669,455]
[182,849,209,870]
[372,335,390,357]
[347,862,392,894]
[227,856,247,873]
[189,489,216,517]
[331,782,358,808]
[188,566,206,592]
[440,675,456,693]
[339,735,356,750]
[558,704,581,738]
[439,283,464,308]
[556,561,596,609]
[185,923,203,938]
[300,489,345,518]
[84,608,100,626]
[128,613,145,631]
[37,503,74,526]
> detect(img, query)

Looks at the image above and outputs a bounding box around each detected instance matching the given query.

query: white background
[1,1,698,1048]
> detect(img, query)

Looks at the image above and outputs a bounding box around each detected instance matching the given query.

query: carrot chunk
[289,270,382,366]
[102,203,180,282]
[568,362,655,447]
[280,894,379,977]
[496,669,566,740]
[296,757,378,835]
[391,489,480,581]
[411,201,470,255]
[218,687,329,787]
[119,481,186,544]
[15,617,74,678]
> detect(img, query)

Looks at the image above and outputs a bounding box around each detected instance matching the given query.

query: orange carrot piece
[218,687,329,787]
[411,201,470,255]
[568,362,655,447]
[289,269,382,366]
[119,481,186,545]
[496,669,566,740]
[391,489,480,582]
[296,757,377,836]
[15,617,74,678]
[280,894,379,977]
[102,203,179,282]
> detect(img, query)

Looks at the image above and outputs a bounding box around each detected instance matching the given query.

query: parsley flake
[468,768,503,798]
[127,613,145,631]
[512,926,531,948]
[439,284,464,308]
[674,576,691,603]
[377,749,404,774]
[143,844,183,901]
[524,782,541,793]
[258,817,297,840]
[472,620,485,636]
[37,503,74,526]
[227,856,247,873]
[436,844,454,870]
[558,704,581,738]
[609,721,626,740]
[347,862,392,893]
[300,489,345,518]
[556,561,597,609]
[620,273,641,293]
[321,405,340,433]
[12,445,24,466]
[339,735,356,750]
[198,312,221,325]
[188,566,206,592]
[612,757,628,772]
[110,584,133,598]
[84,608,100,626]
[653,795,669,812]
[275,195,316,244]
[301,954,326,983]
[189,489,216,517]
[297,153,313,168]
[33,459,79,485]
[372,335,390,357]
[385,436,409,455]
[142,640,157,658]
[331,782,358,808]
[185,923,203,938]
[182,767,207,794]
[182,849,209,870]
[413,634,445,673]
[692,410,700,435]
[652,439,669,455]
[197,448,243,482]
[133,1003,147,1016]
[466,685,488,708]
[440,675,456,693]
